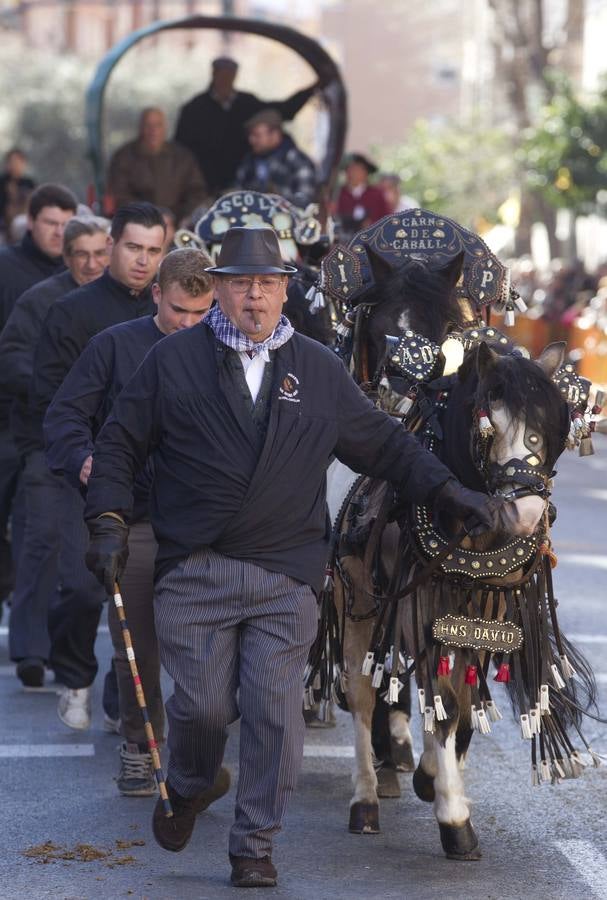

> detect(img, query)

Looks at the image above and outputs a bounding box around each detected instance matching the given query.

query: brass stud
[458,557,466,564]
[516,548,525,556]
[472,560,481,569]
[486,561,494,568]
[500,558,507,565]
[429,539,439,549]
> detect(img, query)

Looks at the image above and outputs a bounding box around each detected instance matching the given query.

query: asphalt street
[1,441,607,900]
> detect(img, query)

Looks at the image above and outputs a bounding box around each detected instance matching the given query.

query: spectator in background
[0,148,36,241]
[175,56,320,198]
[334,154,390,241]
[377,172,418,215]
[107,108,206,223]
[235,109,316,210]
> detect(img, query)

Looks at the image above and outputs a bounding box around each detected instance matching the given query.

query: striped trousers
[154,547,317,858]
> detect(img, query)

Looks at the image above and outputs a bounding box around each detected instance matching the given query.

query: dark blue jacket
[44,315,163,510]
[0,270,78,455]
[84,323,453,592]
[31,270,155,450]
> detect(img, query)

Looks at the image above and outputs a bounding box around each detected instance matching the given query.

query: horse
[316,249,597,860]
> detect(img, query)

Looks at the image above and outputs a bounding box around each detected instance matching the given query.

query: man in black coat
[32,201,166,732]
[44,247,214,796]
[174,56,319,197]
[0,183,77,608]
[0,215,110,687]
[84,227,503,888]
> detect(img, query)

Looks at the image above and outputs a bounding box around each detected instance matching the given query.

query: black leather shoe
[193,766,231,814]
[152,782,198,852]
[230,854,278,887]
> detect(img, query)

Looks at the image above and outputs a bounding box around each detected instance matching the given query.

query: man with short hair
[0,183,77,610]
[235,109,317,209]
[175,57,320,197]
[84,226,501,887]
[107,108,207,222]
[32,201,166,730]
[44,248,215,794]
[0,216,110,686]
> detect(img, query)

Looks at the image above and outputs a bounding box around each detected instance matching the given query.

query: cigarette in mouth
[253,315,262,332]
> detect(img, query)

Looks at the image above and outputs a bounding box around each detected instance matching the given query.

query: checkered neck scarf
[205,304,294,359]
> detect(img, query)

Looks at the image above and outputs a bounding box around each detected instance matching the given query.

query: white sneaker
[57,687,92,730]
[103,712,121,734]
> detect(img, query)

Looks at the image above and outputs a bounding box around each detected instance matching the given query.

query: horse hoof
[391,738,415,772]
[348,802,380,834]
[439,821,481,860]
[412,765,435,802]
[376,765,401,799]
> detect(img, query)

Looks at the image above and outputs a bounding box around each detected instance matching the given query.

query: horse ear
[476,341,499,378]
[436,250,465,289]
[365,245,393,285]
[536,342,566,378]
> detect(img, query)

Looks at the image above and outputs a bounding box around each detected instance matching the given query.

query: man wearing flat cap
[84,226,501,887]
[235,109,317,209]
[335,152,390,241]
[175,57,320,197]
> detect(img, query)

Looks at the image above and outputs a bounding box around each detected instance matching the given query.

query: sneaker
[229,854,278,887]
[57,686,92,730]
[103,712,121,734]
[116,742,157,797]
[16,658,45,689]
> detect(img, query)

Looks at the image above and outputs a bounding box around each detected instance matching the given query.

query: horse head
[445,340,570,541]
[354,249,466,384]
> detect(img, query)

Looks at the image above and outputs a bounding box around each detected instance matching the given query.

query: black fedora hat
[205,226,298,275]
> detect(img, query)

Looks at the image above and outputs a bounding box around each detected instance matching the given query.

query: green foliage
[519,73,607,213]
[375,118,517,229]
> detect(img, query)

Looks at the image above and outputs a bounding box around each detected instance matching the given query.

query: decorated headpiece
[321,209,526,322]
[195,190,324,266]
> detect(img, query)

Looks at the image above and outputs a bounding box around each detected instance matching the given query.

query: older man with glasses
[0,215,110,686]
[83,226,501,888]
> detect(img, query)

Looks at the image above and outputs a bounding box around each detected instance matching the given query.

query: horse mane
[439,344,569,488]
[364,256,465,344]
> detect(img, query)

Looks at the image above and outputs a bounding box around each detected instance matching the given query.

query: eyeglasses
[70,250,109,262]
[226,276,285,294]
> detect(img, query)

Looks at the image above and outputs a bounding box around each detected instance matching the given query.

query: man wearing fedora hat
[83,226,501,887]
[335,152,390,241]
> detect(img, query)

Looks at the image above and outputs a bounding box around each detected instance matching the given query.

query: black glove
[434,478,504,537]
[85,514,129,597]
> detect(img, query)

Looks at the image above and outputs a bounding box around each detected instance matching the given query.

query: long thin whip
[113,581,172,817]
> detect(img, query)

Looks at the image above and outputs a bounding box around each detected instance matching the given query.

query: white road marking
[0,624,109,636]
[555,840,607,899]
[303,745,355,758]
[0,744,95,758]
[558,554,607,570]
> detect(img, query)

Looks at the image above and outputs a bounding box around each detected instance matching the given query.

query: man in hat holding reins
[84,226,502,888]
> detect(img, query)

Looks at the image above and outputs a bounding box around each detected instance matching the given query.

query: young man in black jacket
[0,183,77,611]
[44,248,215,796]
[84,227,503,888]
[32,201,166,731]
[0,215,110,687]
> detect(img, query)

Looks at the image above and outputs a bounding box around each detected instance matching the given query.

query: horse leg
[389,683,415,772]
[348,672,381,834]
[412,728,438,802]
[433,723,481,861]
